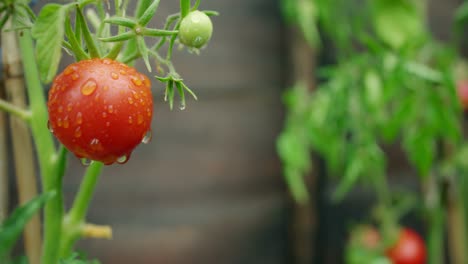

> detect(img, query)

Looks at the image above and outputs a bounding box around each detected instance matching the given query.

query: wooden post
[0,73,8,223]
[288,27,317,264]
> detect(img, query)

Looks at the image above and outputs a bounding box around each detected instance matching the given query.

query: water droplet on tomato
[74,127,82,138]
[106,121,110,127]
[102,58,112,65]
[128,116,133,124]
[90,138,99,146]
[102,112,108,118]
[108,105,114,113]
[57,118,63,127]
[76,112,83,125]
[120,69,127,75]
[143,77,150,87]
[127,97,134,104]
[63,117,70,128]
[131,76,143,86]
[81,158,91,166]
[81,79,97,96]
[137,114,144,125]
[64,65,77,76]
[111,72,119,80]
[116,155,128,164]
[67,103,73,112]
[103,86,109,91]
[47,121,53,132]
[141,130,152,144]
[71,73,79,81]
[58,106,64,113]
[191,16,201,23]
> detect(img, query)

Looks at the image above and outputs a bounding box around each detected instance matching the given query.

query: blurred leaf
[0,192,54,260]
[297,0,320,48]
[333,148,366,201]
[402,126,435,177]
[59,252,100,264]
[455,2,468,23]
[277,84,312,203]
[372,0,426,50]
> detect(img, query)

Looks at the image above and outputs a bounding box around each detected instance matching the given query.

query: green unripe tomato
[179,10,213,49]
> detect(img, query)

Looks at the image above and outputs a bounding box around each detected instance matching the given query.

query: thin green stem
[192,0,201,10]
[68,161,104,226]
[60,161,104,257]
[180,0,190,18]
[18,29,63,264]
[0,99,31,121]
[166,21,181,60]
[424,174,445,264]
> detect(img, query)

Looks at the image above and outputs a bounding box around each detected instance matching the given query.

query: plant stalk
[18,28,64,264]
[424,174,445,264]
[2,19,41,264]
[180,0,190,18]
[59,161,104,258]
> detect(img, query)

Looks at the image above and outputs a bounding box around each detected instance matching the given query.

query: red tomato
[48,58,153,165]
[386,228,426,264]
[457,80,468,110]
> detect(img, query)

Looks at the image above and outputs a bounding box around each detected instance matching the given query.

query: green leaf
[455,2,468,23]
[141,28,178,37]
[65,16,89,61]
[104,16,137,28]
[136,36,151,72]
[297,0,320,48]
[99,31,135,42]
[403,126,435,177]
[31,4,68,83]
[138,0,160,26]
[333,153,364,201]
[281,0,297,24]
[59,252,100,264]
[0,192,55,259]
[76,7,101,58]
[12,3,34,29]
[372,0,425,50]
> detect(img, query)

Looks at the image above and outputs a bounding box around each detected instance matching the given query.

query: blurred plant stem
[2,20,41,264]
[0,69,8,223]
[423,173,444,264]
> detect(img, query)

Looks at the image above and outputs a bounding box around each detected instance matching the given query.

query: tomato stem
[0,99,31,121]
[180,0,190,18]
[18,28,64,264]
[59,161,104,257]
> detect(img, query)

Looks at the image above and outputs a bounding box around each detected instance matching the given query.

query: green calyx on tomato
[47,58,154,165]
[179,10,213,49]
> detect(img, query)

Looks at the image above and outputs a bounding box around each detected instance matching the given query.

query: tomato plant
[386,228,426,264]
[48,58,153,165]
[457,79,468,110]
[279,0,468,263]
[0,0,218,264]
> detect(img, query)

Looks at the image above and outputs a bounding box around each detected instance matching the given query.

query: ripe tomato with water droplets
[47,58,153,165]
